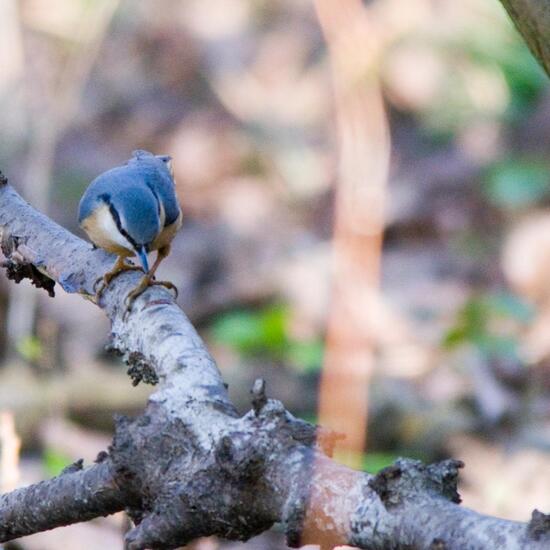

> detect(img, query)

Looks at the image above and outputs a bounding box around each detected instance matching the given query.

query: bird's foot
[150,279,179,298]
[93,261,143,302]
[124,276,178,315]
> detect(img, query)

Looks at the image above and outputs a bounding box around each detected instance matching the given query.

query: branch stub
[251,378,267,415]
[368,459,463,509]
[61,458,84,475]
[529,509,550,541]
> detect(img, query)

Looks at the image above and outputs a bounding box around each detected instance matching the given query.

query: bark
[0,460,126,541]
[499,1,550,76]
[0,172,548,549]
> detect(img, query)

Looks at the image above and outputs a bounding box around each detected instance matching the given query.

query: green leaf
[210,310,265,353]
[443,291,533,359]
[287,340,324,373]
[362,452,399,474]
[296,413,317,425]
[43,448,73,477]
[496,43,547,116]
[211,305,325,370]
[16,336,43,363]
[463,33,546,117]
[210,304,290,356]
[442,326,469,349]
[484,159,550,209]
[259,304,288,353]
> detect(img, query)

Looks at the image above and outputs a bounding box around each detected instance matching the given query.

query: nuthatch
[78,150,182,308]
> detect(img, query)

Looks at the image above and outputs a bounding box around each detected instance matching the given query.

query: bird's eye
[157,155,174,179]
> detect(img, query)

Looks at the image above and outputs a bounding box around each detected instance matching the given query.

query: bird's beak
[136,246,149,272]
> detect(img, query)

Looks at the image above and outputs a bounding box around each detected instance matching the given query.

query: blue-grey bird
[78,150,182,307]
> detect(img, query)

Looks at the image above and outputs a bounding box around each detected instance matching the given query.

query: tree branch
[0,172,548,549]
[0,460,126,541]
[499,0,550,76]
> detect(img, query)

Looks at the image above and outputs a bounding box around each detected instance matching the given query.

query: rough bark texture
[499,0,550,76]
[0,173,548,549]
[0,460,126,541]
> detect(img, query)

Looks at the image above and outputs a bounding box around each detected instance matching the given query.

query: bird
[78,150,182,309]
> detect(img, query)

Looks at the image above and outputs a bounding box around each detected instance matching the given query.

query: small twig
[250,378,267,415]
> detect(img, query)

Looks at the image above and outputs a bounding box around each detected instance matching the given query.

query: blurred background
[1,0,550,548]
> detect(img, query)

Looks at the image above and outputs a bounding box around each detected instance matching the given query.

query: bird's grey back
[128,151,180,226]
[78,166,161,247]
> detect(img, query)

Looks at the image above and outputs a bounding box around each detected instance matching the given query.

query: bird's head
[125,150,181,230]
[129,149,174,180]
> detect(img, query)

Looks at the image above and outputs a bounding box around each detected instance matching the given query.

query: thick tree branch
[0,461,126,541]
[0,172,548,549]
[499,1,550,76]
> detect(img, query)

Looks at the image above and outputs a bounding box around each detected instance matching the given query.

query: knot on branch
[0,228,55,297]
[61,458,84,475]
[106,337,158,386]
[94,450,109,463]
[247,382,343,459]
[283,416,345,458]
[368,458,463,509]
[117,418,274,550]
[110,407,275,550]
[529,509,550,541]
[126,351,159,386]
[248,384,320,456]
[248,379,287,423]
[247,381,286,425]
[215,434,265,482]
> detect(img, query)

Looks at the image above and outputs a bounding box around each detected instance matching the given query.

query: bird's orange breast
[80,203,135,257]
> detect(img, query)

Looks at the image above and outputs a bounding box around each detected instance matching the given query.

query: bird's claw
[94,261,144,302]
[123,278,178,317]
[150,279,178,298]
[93,275,111,302]
[93,275,106,295]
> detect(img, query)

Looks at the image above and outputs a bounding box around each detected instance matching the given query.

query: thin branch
[0,460,126,541]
